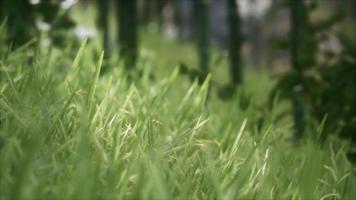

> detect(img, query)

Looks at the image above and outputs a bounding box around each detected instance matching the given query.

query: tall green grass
[0,36,355,199]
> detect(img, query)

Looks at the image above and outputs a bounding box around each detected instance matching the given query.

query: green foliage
[312,34,356,142]
[273,1,356,143]
[0,0,75,46]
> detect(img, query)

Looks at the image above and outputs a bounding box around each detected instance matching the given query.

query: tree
[194,0,210,83]
[289,0,309,140]
[96,0,111,59]
[117,0,138,69]
[226,0,242,86]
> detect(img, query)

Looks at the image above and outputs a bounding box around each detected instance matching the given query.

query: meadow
[0,20,355,199]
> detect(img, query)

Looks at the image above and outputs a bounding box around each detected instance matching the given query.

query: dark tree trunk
[290,0,307,139]
[226,0,242,85]
[194,0,210,82]
[117,0,138,68]
[96,0,111,58]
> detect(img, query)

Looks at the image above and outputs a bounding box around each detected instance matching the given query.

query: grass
[0,26,355,199]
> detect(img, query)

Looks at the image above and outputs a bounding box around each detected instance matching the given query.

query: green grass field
[0,24,355,199]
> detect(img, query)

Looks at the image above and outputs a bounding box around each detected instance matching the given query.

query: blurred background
[1,0,355,70]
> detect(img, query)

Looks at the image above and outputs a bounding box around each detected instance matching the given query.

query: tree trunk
[117,0,138,68]
[96,0,111,58]
[194,0,210,83]
[290,0,306,139]
[226,0,242,85]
